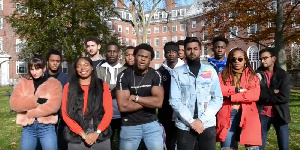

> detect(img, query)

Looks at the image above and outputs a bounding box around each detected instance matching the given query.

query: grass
[0,86,299,150]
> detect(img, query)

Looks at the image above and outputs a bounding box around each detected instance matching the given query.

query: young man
[208,36,228,74]
[96,43,126,149]
[124,46,135,67]
[85,36,106,69]
[116,43,164,150]
[176,40,186,62]
[256,48,291,150]
[45,49,70,150]
[170,37,223,150]
[158,42,185,150]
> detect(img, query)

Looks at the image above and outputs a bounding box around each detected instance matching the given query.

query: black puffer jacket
[256,65,291,124]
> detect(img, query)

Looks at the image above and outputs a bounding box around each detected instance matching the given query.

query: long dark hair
[221,47,256,85]
[66,57,103,121]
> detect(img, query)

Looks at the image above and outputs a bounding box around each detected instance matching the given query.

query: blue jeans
[21,120,57,150]
[259,114,289,150]
[221,109,259,150]
[119,121,164,150]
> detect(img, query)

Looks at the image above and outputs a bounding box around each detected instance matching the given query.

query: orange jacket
[216,67,262,146]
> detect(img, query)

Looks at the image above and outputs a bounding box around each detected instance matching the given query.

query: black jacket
[157,65,173,124]
[256,65,291,123]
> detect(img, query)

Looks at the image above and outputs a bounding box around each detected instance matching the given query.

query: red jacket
[216,68,262,146]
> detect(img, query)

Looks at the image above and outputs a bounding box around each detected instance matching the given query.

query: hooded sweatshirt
[96,62,126,119]
[208,57,227,75]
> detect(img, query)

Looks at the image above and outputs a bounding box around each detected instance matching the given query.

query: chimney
[117,0,124,8]
[166,0,175,10]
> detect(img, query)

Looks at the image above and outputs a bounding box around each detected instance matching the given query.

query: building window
[125,38,129,46]
[247,45,260,70]
[192,21,196,28]
[118,25,122,32]
[126,13,130,20]
[162,37,168,45]
[172,36,177,42]
[125,27,129,34]
[155,38,160,46]
[247,24,257,35]
[172,25,177,32]
[162,12,168,18]
[162,26,167,33]
[148,28,151,34]
[147,39,151,45]
[16,61,28,74]
[201,19,206,26]
[181,36,186,40]
[0,0,3,10]
[155,50,160,59]
[180,24,186,31]
[62,61,68,74]
[118,37,123,44]
[154,27,159,33]
[145,14,149,21]
[192,33,197,37]
[292,22,300,29]
[16,3,28,14]
[202,31,208,41]
[132,28,136,35]
[154,13,159,19]
[139,28,143,35]
[107,21,112,30]
[0,37,2,52]
[180,9,186,16]
[132,39,136,47]
[16,39,26,52]
[268,22,275,28]
[230,26,238,38]
[0,18,3,29]
[171,10,177,17]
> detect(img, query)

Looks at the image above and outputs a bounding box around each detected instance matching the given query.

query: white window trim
[132,39,136,47]
[154,13,159,19]
[154,38,160,46]
[0,37,2,52]
[192,33,196,37]
[118,25,122,32]
[148,28,151,34]
[162,26,167,33]
[125,38,130,46]
[230,26,238,38]
[172,25,177,32]
[155,50,160,59]
[0,18,3,29]
[154,27,159,33]
[192,21,196,28]
[62,61,68,74]
[172,36,177,42]
[16,61,28,74]
[125,27,129,34]
[162,37,168,45]
[180,24,186,31]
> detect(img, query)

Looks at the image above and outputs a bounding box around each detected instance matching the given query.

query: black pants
[110,118,122,149]
[177,126,216,150]
[161,121,177,150]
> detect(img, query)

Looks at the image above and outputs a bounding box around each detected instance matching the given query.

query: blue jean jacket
[170,62,223,131]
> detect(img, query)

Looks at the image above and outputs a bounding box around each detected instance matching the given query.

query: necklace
[132,70,148,95]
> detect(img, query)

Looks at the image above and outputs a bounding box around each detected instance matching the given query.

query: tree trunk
[275,0,287,70]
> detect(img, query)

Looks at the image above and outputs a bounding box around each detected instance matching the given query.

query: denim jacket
[170,62,223,131]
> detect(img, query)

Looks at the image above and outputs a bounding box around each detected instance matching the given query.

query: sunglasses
[231,57,244,63]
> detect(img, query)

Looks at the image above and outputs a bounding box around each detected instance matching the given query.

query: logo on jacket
[201,71,212,79]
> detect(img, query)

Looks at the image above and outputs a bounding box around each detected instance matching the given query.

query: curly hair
[221,47,256,85]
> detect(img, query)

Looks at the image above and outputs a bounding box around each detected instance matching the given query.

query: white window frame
[202,31,208,41]
[0,37,2,52]
[181,36,186,40]
[162,37,168,45]
[180,9,186,16]
[162,26,167,33]
[147,39,151,45]
[16,3,28,14]
[125,27,129,34]
[172,36,177,42]
[16,61,28,74]
[180,24,186,31]
[172,25,177,32]
[155,50,160,59]
[16,39,26,52]
[230,26,238,38]
[201,19,206,26]
[171,10,177,17]
[154,38,160,46]
[107,21,112,30]
[0,18,3,29]
[132,39,136,47]
[192,21,196,28]
[62,61,68,74]
[118,25,122,32]
[247,24,257,35]
[268,22,275,28]
[0,0,3,10]
[132,28,136,35]
[148,28,151,34]
[192,33,196,37]
[154,13,159,19]
[162,12,167,18]
[118,37,123,44]
[154,27,159,33]
[125,38,130,46]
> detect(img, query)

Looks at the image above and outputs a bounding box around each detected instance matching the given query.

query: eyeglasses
[231,57,244,63]
[259,56,272,61]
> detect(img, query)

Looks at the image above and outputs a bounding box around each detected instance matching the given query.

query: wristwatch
[96,130,101,134]
[135,95,140,103]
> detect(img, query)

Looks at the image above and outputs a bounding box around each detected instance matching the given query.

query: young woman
[216,48,262,150]
[10,55,62,150]
[62,57,113,150]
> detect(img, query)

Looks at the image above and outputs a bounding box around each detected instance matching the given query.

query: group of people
[9,35,290,150]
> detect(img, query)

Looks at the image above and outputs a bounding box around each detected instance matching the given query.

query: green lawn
[0,86,299,150]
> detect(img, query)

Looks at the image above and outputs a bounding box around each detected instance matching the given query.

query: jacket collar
[101,62,123,68]
[162,58,185,71]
